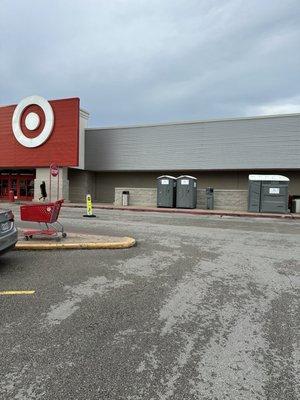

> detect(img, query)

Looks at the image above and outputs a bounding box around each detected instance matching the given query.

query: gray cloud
[1,0,300,126]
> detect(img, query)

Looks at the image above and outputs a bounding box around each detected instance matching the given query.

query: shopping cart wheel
[62,232,67,238]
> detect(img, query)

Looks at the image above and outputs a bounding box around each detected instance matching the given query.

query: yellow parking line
[0,290,35,296]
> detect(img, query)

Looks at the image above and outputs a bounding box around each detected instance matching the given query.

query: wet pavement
[0,208,299,399]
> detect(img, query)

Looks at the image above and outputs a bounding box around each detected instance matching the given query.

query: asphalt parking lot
[0,208,299,400]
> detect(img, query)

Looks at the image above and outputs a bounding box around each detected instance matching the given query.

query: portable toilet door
[248,175,289,213]
[176,175,197,208]
[157,175,177,208]
[248,179,261,212]
[260,177,289,213]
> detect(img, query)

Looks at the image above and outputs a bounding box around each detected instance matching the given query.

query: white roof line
[178,175,197,180]
[85,112,300,131]
[249,174,289,181]
[157,175,177,180]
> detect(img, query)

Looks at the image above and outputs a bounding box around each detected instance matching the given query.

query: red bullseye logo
[12,95,54,148]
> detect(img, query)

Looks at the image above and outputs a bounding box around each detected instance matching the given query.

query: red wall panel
[0,97,79,167]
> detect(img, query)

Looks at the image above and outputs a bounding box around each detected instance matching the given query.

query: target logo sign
[0,96,79,167]
[12,95,54,148]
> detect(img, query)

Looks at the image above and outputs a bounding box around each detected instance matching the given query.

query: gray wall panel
[85,114,300,171]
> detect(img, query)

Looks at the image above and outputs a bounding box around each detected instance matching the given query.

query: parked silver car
[0,209,18,254]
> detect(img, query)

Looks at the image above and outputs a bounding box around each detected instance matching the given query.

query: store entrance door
[0,173,35,201]
[0,177,9,199]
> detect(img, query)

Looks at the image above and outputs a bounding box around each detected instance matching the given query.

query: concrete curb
[4,200,299,220]
[15,237,136,251]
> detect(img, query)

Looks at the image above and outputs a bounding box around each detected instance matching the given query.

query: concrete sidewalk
[2,200,299,220]
[62,202,300,220]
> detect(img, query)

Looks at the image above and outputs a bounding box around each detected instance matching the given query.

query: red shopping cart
[20,199,67,240]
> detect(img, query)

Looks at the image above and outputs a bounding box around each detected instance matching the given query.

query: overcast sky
[1,0,300,126]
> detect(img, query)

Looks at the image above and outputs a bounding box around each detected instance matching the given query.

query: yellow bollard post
[83,194,96,218]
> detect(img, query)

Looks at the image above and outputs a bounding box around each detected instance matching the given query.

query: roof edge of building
[85,112,300,131]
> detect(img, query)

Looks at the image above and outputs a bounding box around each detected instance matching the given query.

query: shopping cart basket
[20,199,67,240]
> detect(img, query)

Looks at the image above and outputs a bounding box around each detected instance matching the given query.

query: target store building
[0,95,300,209]
[0,96,88,202]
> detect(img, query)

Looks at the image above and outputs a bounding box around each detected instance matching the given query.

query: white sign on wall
[269,188,280,194]
[161,179,169,185]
